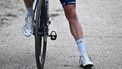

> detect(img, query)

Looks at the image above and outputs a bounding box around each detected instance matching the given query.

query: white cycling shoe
[79,56,94,67]
[22,16,33,37]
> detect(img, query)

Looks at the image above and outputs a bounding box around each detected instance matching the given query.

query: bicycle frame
[34,0,49,36]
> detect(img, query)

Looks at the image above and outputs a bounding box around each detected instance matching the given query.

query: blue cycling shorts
[60,0,76,6]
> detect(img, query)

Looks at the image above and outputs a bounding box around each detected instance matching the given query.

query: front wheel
[35,34,47,69]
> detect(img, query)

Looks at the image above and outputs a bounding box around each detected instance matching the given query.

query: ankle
[26,8,34,16]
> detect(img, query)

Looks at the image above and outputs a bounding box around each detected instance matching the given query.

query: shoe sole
[84,64,93,69]
[80,64,93,67]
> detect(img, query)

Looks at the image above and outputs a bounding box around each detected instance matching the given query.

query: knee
[65,9,78,21]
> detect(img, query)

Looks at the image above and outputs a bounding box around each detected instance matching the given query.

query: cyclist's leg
[63,4,83,40]
[63,4,88,57]
[60,0,94,66]
[22,0,34,37]
[60,0,83,41]
[23,0,34,16]
[23,0,34,8]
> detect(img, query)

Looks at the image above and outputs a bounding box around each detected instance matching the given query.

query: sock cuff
[27,8,33,12]
[27,8,34,16]
[76,39,84,44]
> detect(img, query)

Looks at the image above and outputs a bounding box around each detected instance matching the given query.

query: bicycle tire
[34,0,48,69]
[35,35,47,69]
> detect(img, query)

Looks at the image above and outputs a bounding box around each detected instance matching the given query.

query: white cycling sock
[27,8,34,16]
[76,39,89,59]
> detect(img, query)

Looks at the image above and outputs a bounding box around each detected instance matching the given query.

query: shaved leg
[63,4,83,40]
[23,0,34,8]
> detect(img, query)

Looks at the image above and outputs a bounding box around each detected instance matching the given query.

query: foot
[79,56,94,67]
[22,16,33,37]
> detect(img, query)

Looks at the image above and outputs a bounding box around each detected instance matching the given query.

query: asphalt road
[0,0,122,69]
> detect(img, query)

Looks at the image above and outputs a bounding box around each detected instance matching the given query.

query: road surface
[0,0,122,69]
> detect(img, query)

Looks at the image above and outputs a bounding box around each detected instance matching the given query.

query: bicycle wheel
[35,35,47,69]
[34,0,48,69]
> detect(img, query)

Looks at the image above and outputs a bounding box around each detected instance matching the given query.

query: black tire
[34,0,48,69]
[35,35,47,69]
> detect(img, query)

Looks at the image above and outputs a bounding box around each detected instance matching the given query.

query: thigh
[60,0,76,6]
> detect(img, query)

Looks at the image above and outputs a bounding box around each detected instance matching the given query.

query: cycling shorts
[60,0,76,6]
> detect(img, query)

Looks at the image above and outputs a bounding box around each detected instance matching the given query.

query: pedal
[49,31,57,40]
